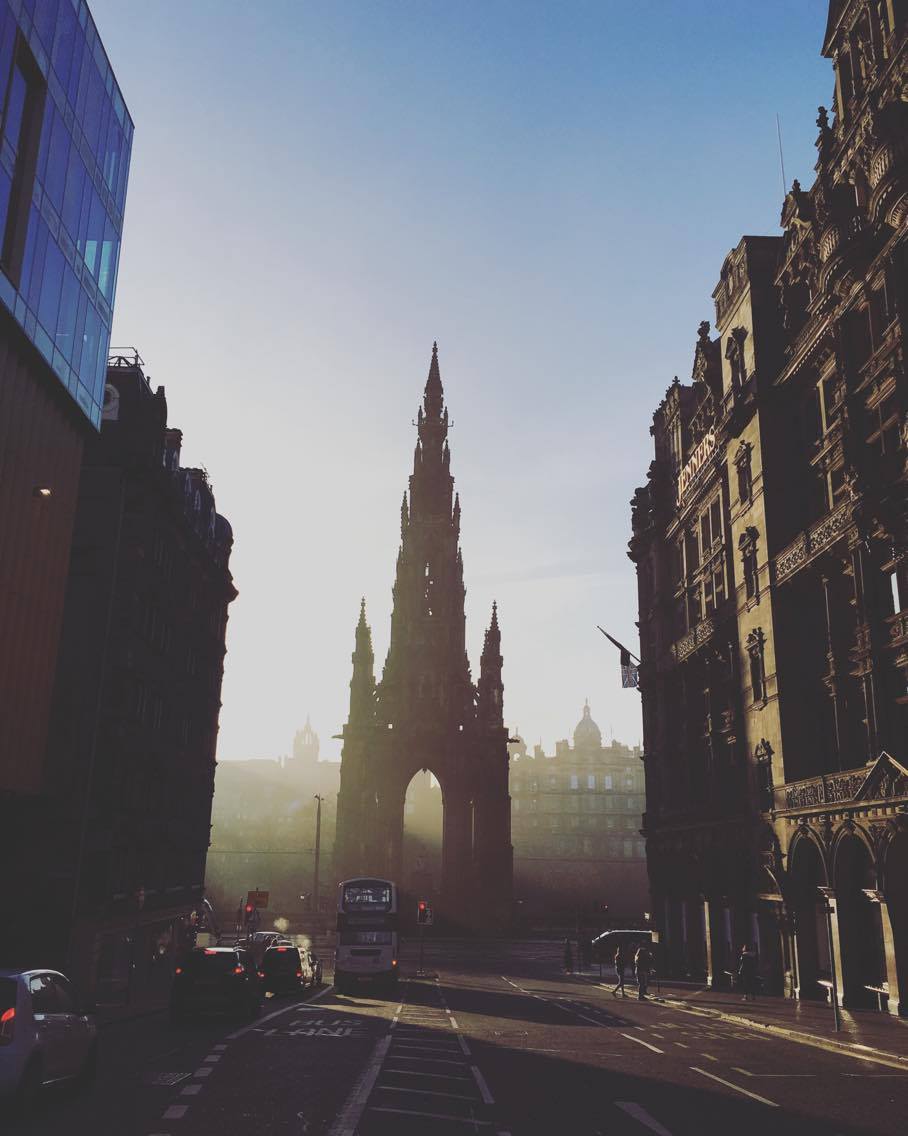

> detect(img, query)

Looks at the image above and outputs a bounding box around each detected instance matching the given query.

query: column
[702,896,718,988]
[866,890,902,1017]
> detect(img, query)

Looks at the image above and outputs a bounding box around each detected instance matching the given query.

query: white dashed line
[448,1015,460,1028]
[691,1066,779,1107]
[194,1067,213,1078]
[180,1083,202,1096]
[458,1034,472,1056]
[162,1104,188,1120]
[616,1101,673,1135]
[621,1032,664,1054]
[471,1064,495,1104]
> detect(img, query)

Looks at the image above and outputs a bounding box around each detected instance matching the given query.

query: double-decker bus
[334,878,399,994]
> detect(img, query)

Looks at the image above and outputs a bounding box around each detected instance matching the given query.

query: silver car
[0,969,97,1105]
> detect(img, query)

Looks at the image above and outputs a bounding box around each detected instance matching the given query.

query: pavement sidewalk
[573,964,908,1066]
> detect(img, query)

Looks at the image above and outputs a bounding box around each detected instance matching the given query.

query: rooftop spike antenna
[776,113,787,198]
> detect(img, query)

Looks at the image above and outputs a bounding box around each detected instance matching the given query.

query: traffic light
[244,903,254,921]
[417,900,430,926]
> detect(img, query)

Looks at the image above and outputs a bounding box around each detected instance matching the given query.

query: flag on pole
[620,649,640,689]
[597,627,640,690]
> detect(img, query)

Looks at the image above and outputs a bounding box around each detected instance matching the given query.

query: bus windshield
[342,881,392,911]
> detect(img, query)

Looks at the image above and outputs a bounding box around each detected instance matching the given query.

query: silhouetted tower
[334,344,512,931]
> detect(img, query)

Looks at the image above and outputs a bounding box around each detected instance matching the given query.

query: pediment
[852,752,908,802]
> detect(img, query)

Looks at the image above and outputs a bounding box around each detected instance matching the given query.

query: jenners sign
[677,431,716,503]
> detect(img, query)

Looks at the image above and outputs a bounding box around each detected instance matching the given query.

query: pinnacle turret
[347,598,375,728]
[424,340,444,419]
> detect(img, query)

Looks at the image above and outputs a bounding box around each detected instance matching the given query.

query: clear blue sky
[92,0,831,760]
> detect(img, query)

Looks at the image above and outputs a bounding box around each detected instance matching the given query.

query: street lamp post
[817,886,841,1032]
[313,795,324,917]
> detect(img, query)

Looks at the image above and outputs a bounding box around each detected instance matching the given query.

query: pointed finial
[424,341,444,416]
[358,596,367,623]
[490,600,499,629]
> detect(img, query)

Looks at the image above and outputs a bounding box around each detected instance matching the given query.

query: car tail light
[234,966,244,976]
[204,949,218,955]
[174,967,183,976]
[257,971,265,979]
[277,947,288,952]
[296,970,302,978]
[392,959,398,967]
[0,1007,15,1045]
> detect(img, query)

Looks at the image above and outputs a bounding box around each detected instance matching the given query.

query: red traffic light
[245,903,254,914]
[418,901,427,911]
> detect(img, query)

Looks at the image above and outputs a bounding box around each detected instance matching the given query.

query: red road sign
[247,890,270,909]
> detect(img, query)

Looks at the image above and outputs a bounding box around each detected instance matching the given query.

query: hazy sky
[92,0,831,761]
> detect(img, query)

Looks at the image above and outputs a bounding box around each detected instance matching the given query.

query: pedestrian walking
[563,937,574,974]
[737,943,758,1001]
[634,943,654,1000]
[612,945,627,996]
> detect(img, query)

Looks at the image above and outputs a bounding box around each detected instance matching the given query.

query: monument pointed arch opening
[333,345,512,933]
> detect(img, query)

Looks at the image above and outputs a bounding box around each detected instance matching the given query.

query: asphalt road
[11,940,908,1136]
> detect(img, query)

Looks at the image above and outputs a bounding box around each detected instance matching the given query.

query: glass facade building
[0,0,132,428]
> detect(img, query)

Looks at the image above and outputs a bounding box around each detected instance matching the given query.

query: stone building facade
[629,0,908,1015]
[40,354,236,1004]
[508,703,648,923]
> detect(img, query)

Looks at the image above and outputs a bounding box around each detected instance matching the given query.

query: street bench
[864,983,889,1012]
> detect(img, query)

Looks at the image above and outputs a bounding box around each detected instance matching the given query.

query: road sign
[247,890,269,909]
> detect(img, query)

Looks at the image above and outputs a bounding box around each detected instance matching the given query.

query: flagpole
[596,626,641,664]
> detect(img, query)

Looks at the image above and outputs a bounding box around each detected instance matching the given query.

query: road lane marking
[691,1066,778,1107]
[377,1084,477,1100]
[458,1034,472,1056]
[620,1032,664,1054]
[471,1064,495,1104]
[674,1042,689,1049]
[369,1106,492,1124]
[327,1034,392,1136]
[615,1102,673,1135]
[226,989,334,1040]
[732,1067,753,1076]
[180,1084,202,1096]
[163,1105,188,1120]
[700,1053,719,1062]
[384,1069,473,1082]
[194,1067,213,1077]
[388,1054,469,1067]
[449,1015,460,1028]
[202,1055,220,1063]
[213,1044,227,1051]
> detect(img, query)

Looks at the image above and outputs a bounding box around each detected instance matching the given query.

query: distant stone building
[630,1,908,1014]
[207,721,341,921]
[42,353,236,1002]
[508,704,648,922]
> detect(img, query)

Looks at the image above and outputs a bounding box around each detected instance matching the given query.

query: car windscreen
[262,949,299,971]
[0,977,15,1014]
[184,953,241,975]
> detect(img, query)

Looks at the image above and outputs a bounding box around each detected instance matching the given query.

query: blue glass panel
[3,65,28,152]
[83,184,103,276]
[0,164,11,239]
[80,299,99,387]
[98,211,114,299]
[51,0,77,91]
[71,285,86,371]
[61,142,84,236]
[33,0,59,50]
[55,260,78,353]
[65,22,82,104]
[0,12,16,97]
[43,105,69,210]
[37,235,63,332]
[82,58,102,153]
[35,97,53,185]
[19,205,38,297]
[26,216,48,310]
[92,325,107,401]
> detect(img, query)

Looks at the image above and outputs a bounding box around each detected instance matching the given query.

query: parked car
[590,929,655,963]
[170,947,262,1023]
[0,969,97,1107]
[259,944,315,994]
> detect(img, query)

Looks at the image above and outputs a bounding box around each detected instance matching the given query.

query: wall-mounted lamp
[32,486,53,498]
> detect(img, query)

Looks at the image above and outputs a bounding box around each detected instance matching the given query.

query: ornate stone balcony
[773,500,852,585]
[777,752,908,813]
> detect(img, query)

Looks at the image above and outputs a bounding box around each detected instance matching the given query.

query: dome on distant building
[573,700,602,750]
